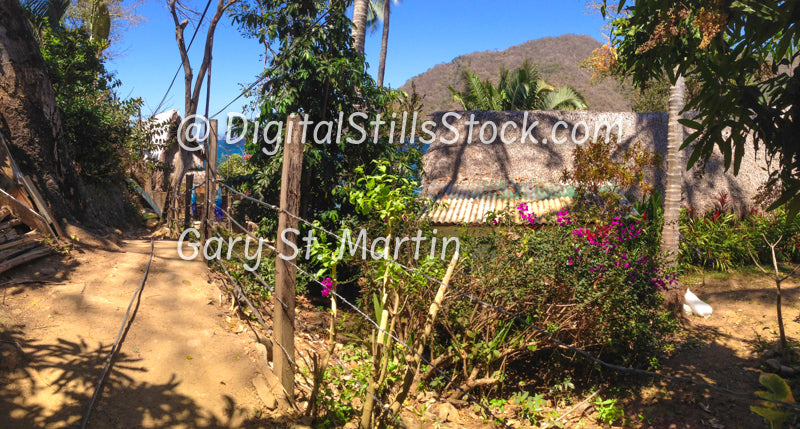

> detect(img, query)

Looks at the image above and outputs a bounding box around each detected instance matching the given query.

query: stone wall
[422,111,773,214]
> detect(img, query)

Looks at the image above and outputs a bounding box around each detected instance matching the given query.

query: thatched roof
[422,110,771,215]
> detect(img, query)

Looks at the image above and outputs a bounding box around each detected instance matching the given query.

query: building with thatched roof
[421,110,771,226]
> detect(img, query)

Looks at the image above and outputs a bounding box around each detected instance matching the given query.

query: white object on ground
[683,304,693,317]
[685,288,713,318]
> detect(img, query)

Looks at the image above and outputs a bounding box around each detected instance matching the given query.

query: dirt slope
[0,240,280,428]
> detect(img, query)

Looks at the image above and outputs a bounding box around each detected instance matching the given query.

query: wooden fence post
[202,119,218,245]
[274,113,303,400]
[184,174,193,228]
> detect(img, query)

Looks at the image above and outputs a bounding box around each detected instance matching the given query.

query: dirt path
[623,272,800,429]
[0,239,281,428]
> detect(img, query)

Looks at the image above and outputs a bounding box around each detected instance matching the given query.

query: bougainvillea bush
[427,205,678,395]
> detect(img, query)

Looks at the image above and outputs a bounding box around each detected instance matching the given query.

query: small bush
[679,195,800,271]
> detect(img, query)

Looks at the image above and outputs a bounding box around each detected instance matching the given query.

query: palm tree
[351,0,369,54]
[371,0,401,87]
[660,73,685,264]
[449,61,588,111]
[21,0,71,29]
[22,0,110,44]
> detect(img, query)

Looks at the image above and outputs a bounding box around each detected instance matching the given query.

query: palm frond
[21,0,70,28]
[539,86,588,111]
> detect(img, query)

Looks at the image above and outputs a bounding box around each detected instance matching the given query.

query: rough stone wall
[422,111,773,214]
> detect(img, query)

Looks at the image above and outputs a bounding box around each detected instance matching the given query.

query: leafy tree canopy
[604,0,800,216]
[40,25,146,181]
[231,0,418,227]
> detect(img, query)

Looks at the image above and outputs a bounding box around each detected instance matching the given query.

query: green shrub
[420,206,677,400]
[679,195,800,271]
[39,25,147,182]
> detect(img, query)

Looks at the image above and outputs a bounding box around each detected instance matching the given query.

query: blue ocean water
[217,137,246,163]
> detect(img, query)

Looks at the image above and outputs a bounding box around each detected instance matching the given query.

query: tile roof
[421,178,574,225]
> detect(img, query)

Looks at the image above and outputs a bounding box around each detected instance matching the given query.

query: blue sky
[108,0,608,124]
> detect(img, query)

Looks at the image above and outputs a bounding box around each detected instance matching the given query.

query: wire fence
[154,4,800,422]
[204,219,410,428]
[201,177,800,427]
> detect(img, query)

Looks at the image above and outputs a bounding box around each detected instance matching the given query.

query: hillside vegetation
[399,34,634,113]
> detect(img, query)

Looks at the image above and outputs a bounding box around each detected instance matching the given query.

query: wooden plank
[125,178,163,218]
[273,113,303,401]
[0,218,21,233]
[0,188,51,239]
[0,240,38,261]
[0,231,40,252]
[0,247,51,275]
[208,120,218,216]
[0,229,18,245]
[21,175,64,238]
[0,207,10,223]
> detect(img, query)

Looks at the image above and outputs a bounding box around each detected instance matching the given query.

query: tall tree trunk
[351,0,368,54]
[0,0,80,221]
[660,73,685,263]
[166,0,234,227]
[376,0,390,87]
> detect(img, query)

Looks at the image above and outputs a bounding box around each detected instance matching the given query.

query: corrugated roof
[421,178,574,225]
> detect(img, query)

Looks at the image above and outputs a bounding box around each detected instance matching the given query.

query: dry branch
[0,229,18,245]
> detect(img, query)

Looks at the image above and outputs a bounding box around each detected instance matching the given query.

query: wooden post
[184,174,193,228]
[208,119,218,223]
[201,119,218,244]
[274,113,303,400]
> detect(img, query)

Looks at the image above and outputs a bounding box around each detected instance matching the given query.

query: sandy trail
[0,239,274,428]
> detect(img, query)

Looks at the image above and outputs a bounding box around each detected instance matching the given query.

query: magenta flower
[321,277,333,297]
[516,202,537,225]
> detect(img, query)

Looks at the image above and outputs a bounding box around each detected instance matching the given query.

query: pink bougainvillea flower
[321,277,333,297]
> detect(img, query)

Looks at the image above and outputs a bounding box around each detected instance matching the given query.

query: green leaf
[372,293,383,322]
[678,118,702,129]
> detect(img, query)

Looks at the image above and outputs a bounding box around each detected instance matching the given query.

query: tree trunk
[376,0,390,87]
[660,73,685,263]
[351,0,369,54]
[0,0,80,221]
[660,73,685,310]
[166,0,233,227]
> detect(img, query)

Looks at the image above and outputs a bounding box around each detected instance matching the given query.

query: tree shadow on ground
[0,279,293,429]
[611,315,799,428]
[0,324,293,428]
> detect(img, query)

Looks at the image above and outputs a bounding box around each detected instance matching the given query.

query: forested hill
[398,34,633,114]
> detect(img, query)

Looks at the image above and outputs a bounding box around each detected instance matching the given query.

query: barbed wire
[207,216,408,427]
[207,9,332,121]
[211,178,800,413]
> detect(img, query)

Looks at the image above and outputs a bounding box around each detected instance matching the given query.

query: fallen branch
[0,240,39,261]
[557,388,603,423]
